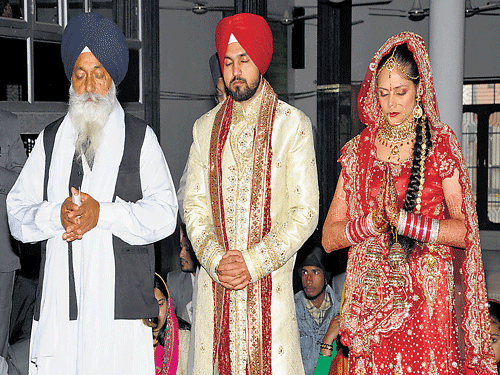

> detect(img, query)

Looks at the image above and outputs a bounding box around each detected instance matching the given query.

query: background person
[209,53,227,105]
[489,299,500,373]
[322,32,495,373]
[0,110,25,361]
[176,53,227,223]
[167,223,199,325]
[294,247,340,375]
[145,273,179,375]
[313,314,342,375]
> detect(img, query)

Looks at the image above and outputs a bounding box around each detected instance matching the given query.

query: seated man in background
[0,109,26,362]
[167,223,199,325]
[295,247,340,375]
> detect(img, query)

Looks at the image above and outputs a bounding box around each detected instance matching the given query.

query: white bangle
[345,224,355,245]
[366,212,377,236]
[397,210,407,235]
[429,219,439,244]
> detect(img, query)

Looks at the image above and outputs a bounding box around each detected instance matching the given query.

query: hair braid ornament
[415,119,427,213]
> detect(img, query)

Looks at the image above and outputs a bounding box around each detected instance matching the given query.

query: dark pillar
[316,0,352,229]
[142,0,160,136]
[291,7,305,69]
[234,0,266,18]
[316,0,352,274]
[142,0,163,272]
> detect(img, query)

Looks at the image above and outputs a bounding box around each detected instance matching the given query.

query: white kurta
[184,92,319,375]
[7,105,178,375]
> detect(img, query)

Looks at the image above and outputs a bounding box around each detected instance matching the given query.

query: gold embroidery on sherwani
[227,98,256,375]
[209,80,277,375]
[246,83,276,375]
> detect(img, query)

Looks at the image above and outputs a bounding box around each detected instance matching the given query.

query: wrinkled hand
[61,192,80,241]
[216,250,251,290]
[61,187,100,242]
[382,169,400,227]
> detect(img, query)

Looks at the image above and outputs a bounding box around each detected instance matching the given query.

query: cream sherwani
[184,89,319,375]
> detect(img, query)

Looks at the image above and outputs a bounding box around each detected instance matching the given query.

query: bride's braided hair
[377,44,433,257]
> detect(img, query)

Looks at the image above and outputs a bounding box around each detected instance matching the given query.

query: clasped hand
[372,168,401,232]
[61,187,100,242]
[216,250,251,290]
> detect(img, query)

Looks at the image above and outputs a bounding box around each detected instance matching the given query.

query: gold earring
[413,90,423,119]
[413,102,423,119]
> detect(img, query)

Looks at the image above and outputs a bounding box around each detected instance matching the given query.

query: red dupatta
[209,79,277,375]
[343,32,495,374]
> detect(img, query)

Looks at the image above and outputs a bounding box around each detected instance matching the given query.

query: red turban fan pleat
[215,13,273,76]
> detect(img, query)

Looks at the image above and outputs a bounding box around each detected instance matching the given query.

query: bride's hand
[373,172,388,233]
[382,168,400,228]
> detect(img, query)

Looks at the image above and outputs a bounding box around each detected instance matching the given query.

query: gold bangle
[320,342,334,351]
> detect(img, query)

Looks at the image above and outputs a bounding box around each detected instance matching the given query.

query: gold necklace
[378,119,416,162]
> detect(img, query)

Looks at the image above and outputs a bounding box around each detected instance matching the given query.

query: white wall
[350,1,429,82]
[159,0,223,188]
[463,8,500,80]
[350,0,500,82]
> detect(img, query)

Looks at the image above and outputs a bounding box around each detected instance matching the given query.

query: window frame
[0,0,143,114]
[463,80,500,230]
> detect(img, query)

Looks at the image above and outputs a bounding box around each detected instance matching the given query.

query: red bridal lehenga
[336,32,496,375]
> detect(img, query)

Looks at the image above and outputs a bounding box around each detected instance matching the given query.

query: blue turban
[61,12,129,85]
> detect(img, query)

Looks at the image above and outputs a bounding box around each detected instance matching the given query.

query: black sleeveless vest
[34,114,158,321]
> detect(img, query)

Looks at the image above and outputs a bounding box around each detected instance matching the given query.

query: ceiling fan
[369,0,500,22]
[279,0,393,26]
[465,0,500,17]
[160,1,232,15]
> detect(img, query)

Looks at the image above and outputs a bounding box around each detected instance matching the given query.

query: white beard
[68,83,117,167]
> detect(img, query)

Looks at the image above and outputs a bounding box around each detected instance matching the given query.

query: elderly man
[183,13,318,375]
[7,12,177,374]
[294,247,340,375]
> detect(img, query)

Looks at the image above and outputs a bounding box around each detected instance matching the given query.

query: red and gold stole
[209,79,277,375]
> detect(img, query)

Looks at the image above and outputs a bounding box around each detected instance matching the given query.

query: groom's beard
[68,83,117,167]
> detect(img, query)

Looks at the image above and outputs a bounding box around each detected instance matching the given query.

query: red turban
[215,13,273,75]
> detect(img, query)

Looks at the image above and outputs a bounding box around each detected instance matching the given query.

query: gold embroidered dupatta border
[209,79,277,375]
